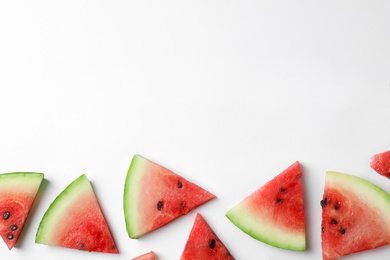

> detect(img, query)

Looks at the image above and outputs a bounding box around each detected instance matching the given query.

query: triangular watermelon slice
[225,161,306,251]
[0,172,44,250]
[132,251,156,260]
[124,154,215,238]
[35,174,118,253]
[321,171,390,260]
[370,149,390,179]
[180,213,235,259]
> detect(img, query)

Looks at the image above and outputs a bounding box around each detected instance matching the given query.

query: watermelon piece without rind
[370,149,390,179]
[35,174,118,253]
[0,172,44,250]
[225,161,306,251]
[321,171,390,260]
[132,251,156,260]
[180,213,235,260]
[124,154,216,238]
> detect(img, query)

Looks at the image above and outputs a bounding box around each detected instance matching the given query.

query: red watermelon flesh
[35,174,118,253]
[180,213,235,260]
[225,161,305,251]
[0,172,44,250]
[370,149,390,178]
[132,251,156,260]
[124,154,216,238]
[321,171,390,260]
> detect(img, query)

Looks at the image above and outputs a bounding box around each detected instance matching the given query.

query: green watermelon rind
[325,171,390,220]
[35,174,92,245]
[123,154,145,238]
[0,172,44,189]
[0,172,44,249]
[322,171,390,259]
[226,205,305,251]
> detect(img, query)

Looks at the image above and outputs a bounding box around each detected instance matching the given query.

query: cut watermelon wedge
[321,171,390,260]
[124,154,216,238]
[132,251,156,260]
[370,149,390,179]
[35,174,118,253]
[180,213,235,260]
[0,172,44,250]
[225,161,306,251]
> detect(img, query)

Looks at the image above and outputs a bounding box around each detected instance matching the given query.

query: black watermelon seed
[321,226,325,233]
[334,202,340,210]
[157,200,163,211]
[3,211,10,220]
[276,198,283,203]
[177,180,183,188]
[7,234,14,240]
[340,228,346,234]
[10,224,18,231]
[320,198,329,208]
[331,219,338,225]
[280,188,286,192]
[209,239,216,249]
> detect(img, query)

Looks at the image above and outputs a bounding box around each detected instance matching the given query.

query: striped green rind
[123,154,147,238]
[225,206,305,251]
[35,174,91,244]
[326,171,390,221]
[0,172,44,191]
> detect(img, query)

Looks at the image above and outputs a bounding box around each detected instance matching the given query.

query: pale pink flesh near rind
[321,171,390,259]
[124,154,215,238]
[225,161,305,251]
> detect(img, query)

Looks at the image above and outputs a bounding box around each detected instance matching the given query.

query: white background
[1,1,390,259]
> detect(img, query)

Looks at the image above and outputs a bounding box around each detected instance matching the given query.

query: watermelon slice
[132,251,156,260]
[321,171,390,260]
[225,161,306,251]
[35,174,118,253]
[180,213,235,260]
[0,172,44,250]
[124,154,215,238]
[370,149,390,179]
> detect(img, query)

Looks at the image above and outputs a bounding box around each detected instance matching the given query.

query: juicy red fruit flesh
[180,213,234,260]
[0,200,29,249]
[321,188,390,260]
[370,149,390,179]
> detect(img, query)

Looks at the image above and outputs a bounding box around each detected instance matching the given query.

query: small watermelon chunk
[0,172,44,250]
[35,174,118,253]
[132,251,156,260]
[321,171,390,260]
[370,149,390,178]
[225,161,306,251]
[180,213,235,260]
[124,154,215,238]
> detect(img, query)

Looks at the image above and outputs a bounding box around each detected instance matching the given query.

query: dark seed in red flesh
[157,200,163,211]
[280,188,286,192]
[276,198,283,203]
[7,234,14,240]
[10,224,18,231]
[321,226,325,233]
[3,211,10,220]
[209,239,216,249]
[334,202,340,210]
[340,228,346,234]
[331,219,338,225]
[320,197,329,208]
[177,180,183,188]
